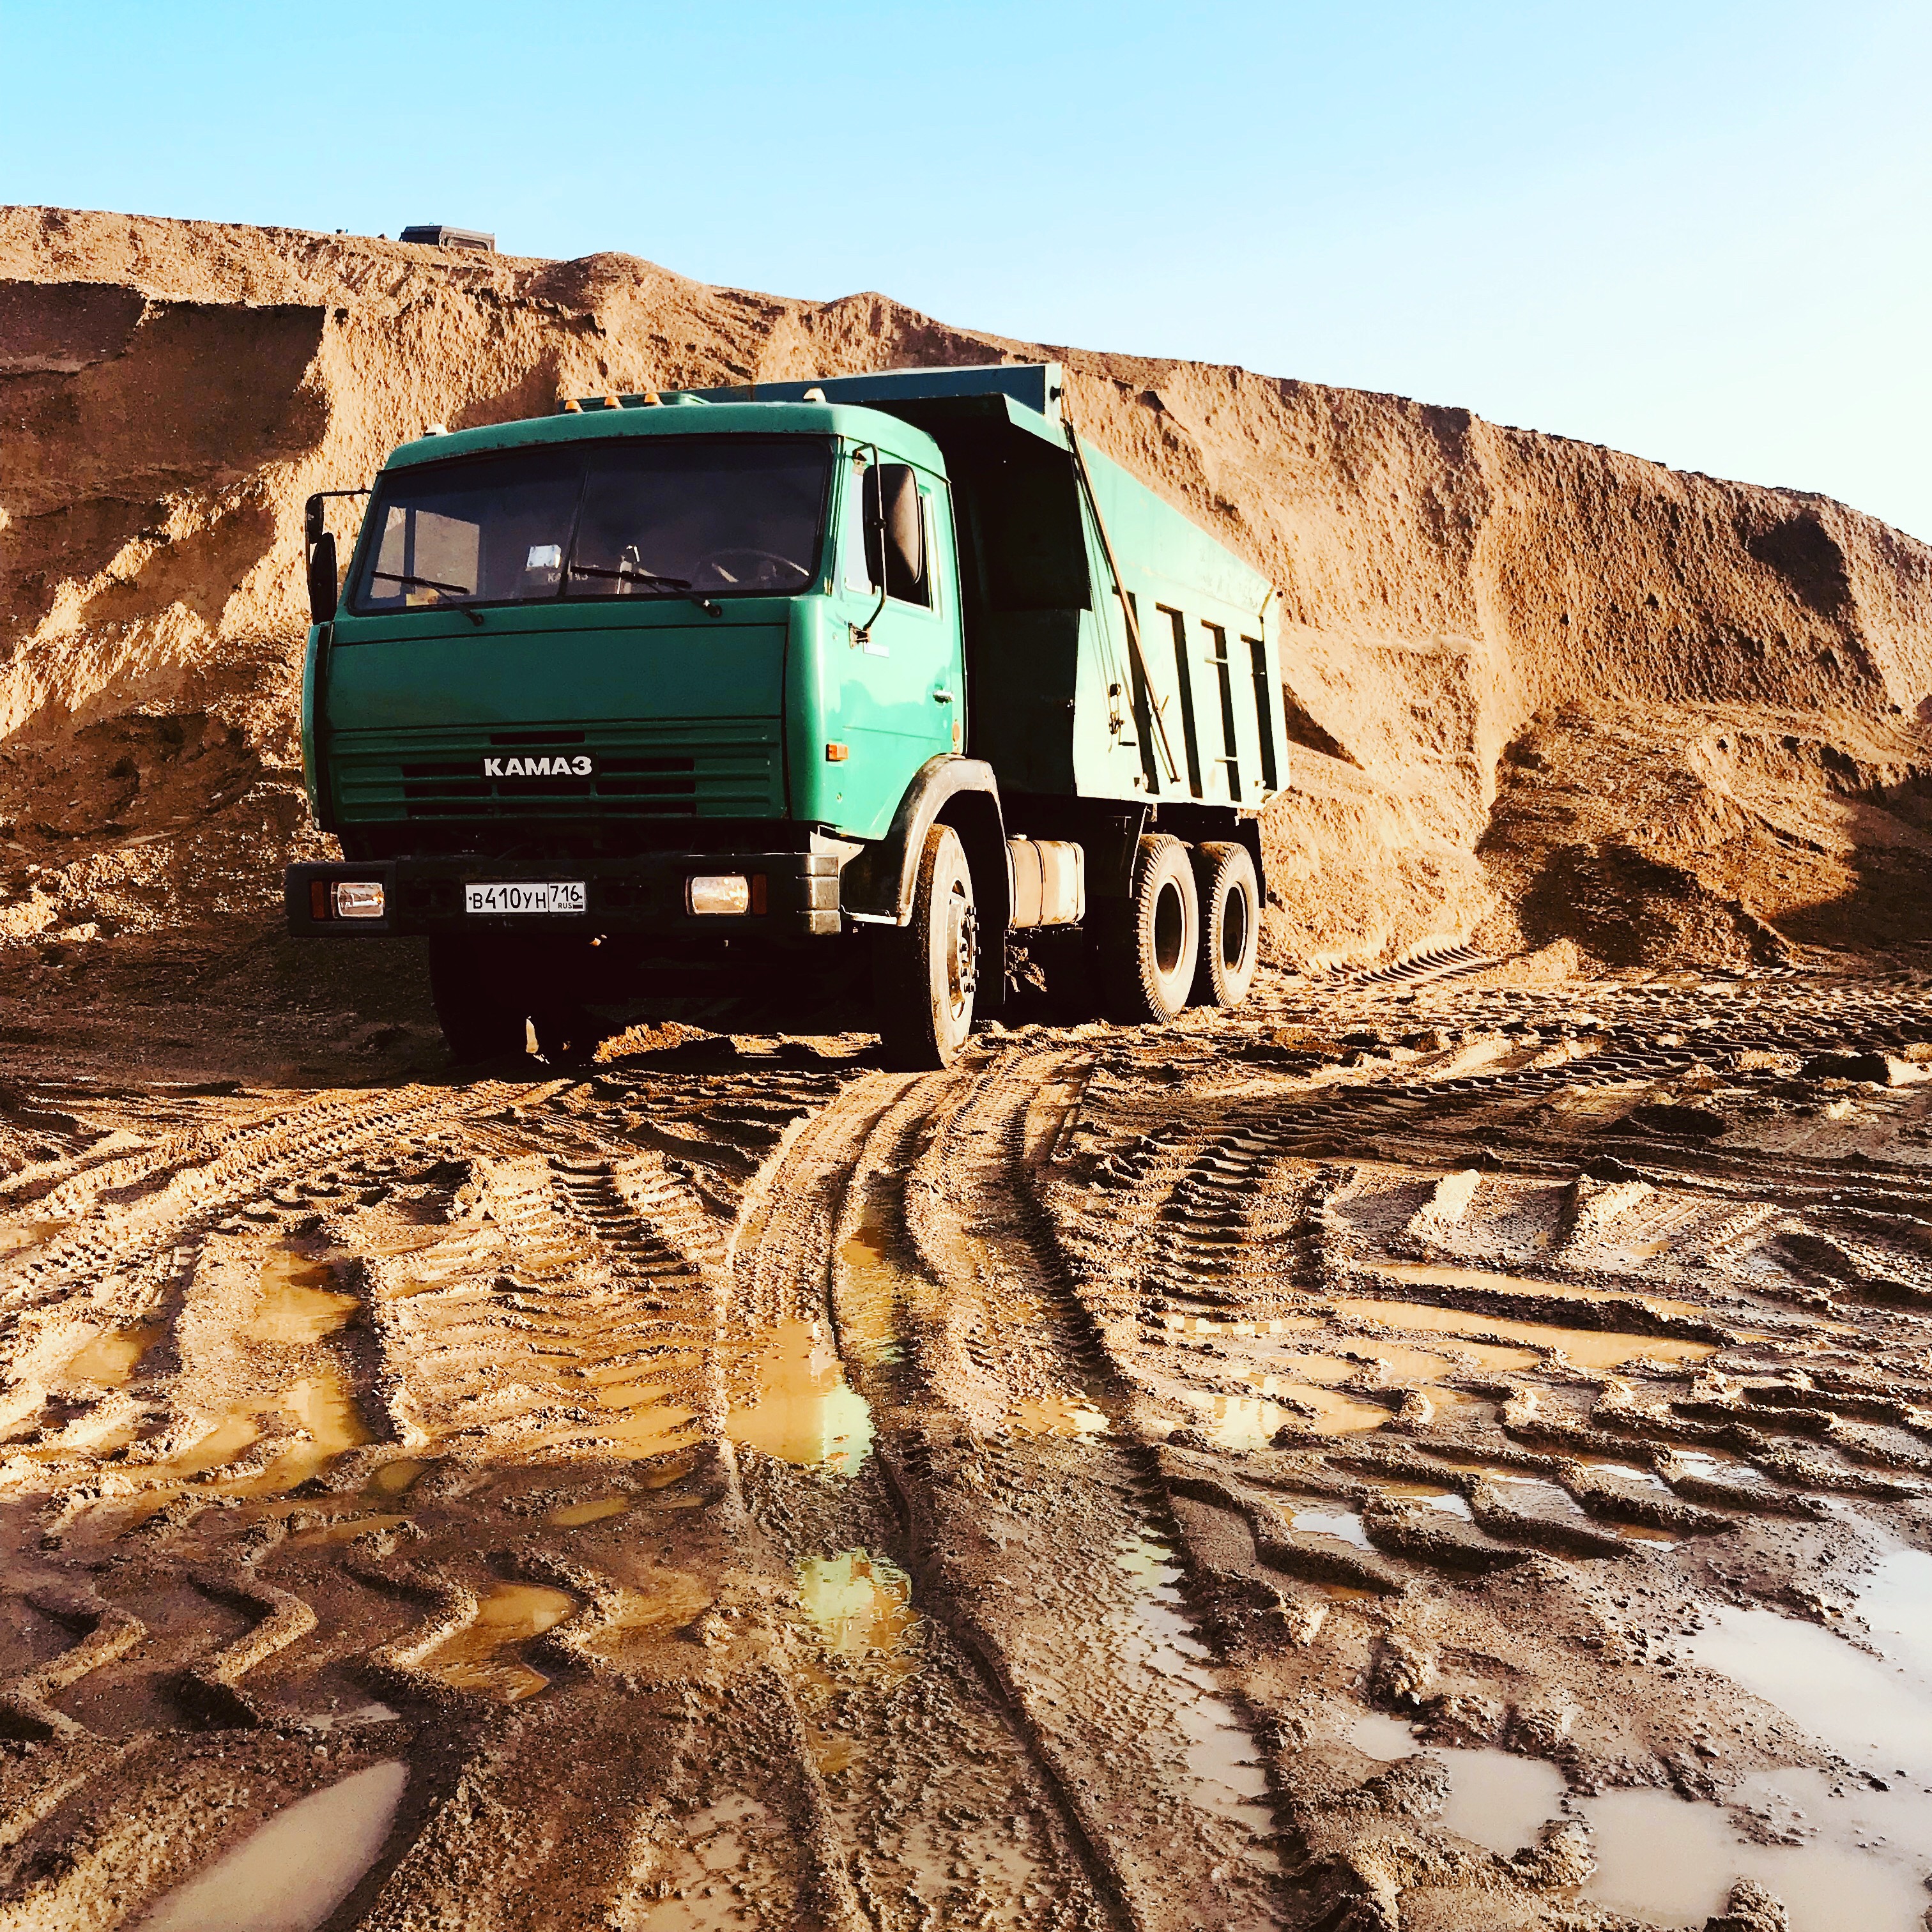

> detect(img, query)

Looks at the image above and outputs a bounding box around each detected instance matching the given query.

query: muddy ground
[1,929,1930,1932]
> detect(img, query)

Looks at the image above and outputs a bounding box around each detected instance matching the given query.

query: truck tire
[873,823,978,1070]
[429,937,531,1062]
[1096,833,1199,1023]
[1190,841,1260,1009]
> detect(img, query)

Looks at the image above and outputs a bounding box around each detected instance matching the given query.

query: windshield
[349,436,832,614]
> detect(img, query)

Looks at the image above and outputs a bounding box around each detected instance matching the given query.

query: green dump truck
[288,363,1284,1067]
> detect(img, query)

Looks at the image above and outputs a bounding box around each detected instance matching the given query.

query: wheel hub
[951,901,979,1001]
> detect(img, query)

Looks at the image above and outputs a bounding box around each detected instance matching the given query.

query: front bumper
[286,851,844,939]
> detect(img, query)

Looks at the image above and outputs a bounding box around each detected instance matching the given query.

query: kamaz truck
[287,364,1285,1068]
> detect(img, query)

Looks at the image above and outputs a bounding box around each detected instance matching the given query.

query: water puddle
[836,1218,904,1367]
[1333,1297,1715,1371]
[1567,1454,1671,1489]
[1583,1784,1930,1931]
[795,1550,917,1682]
[1348,1712,1567,1855]
[1009,1393,1108,1438]
[0,1219,69,1258]
[287,1512,409,1548]
[1685,1596,1932,1784]
[726,1320,872,1475]
[573,1367,698,1459]
[1164,1314,1322,1338]
[366,1458,427,1497]
[1609,1551,1932,1929]
[418,1581,575,1701]
[551,1494,631,1526]
[631,1793,773,1930]
[227,1372,374,1495]
[1109,1531,1280,1848]
[1227,1384,1390,1436]
[1373,1261,1712,1324]
[132,1759,408,1932]
[1292,1486,1471,1552]
[1448,1462,1599,1520]
[249,1248,360,1344]
[59,1321,161,1390]
[1291,1506,1374,1551]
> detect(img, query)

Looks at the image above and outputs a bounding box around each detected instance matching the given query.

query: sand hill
[3,205,1929,970]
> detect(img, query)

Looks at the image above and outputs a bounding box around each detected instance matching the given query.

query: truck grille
[330,722,783,823]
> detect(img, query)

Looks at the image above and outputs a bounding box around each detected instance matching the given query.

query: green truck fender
[840,755,1011,1011]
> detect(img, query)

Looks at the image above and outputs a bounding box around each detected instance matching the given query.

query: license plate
[464,881,587,916]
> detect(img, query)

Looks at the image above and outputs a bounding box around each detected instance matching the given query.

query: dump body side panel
[873,392,1282,815]
[1071,440,1280,810]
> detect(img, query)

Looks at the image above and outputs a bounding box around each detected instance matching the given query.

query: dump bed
[670,365,1284,813]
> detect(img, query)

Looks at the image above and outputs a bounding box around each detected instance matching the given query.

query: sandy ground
[0,933,1929,1932]
[5,205,1932,1932]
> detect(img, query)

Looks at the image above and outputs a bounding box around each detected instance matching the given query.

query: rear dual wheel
[1096,834,1200,1022]
[1094,833,1259,1022]
[1190,840,1260,1009]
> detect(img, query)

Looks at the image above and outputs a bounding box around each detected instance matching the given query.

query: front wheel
[1190,841,1260,1009]
[873,824,978,1070]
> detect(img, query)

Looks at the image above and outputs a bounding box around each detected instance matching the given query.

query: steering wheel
[693,547,808,588]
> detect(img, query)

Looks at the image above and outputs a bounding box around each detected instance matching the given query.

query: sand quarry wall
[3,205,1930,969]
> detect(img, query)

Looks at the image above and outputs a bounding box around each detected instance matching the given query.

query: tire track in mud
[0,1064,894,1932]
[0,970,1929,1929]
[740,1053,1290,1931]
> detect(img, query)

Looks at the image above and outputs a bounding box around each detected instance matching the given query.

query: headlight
[687,874,750,916]
[333,880,386,919]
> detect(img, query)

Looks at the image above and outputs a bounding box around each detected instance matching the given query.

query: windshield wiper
[369,568,485,624]
[567,560,720,618]
[371,569,475,595]
[567,562,692,590]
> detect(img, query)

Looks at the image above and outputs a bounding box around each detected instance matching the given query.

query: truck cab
[288,364,1285,1066]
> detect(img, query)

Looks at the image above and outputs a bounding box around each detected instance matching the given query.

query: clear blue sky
[5,1,1929,537]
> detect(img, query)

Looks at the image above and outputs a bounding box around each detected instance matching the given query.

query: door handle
[931,688,955,703]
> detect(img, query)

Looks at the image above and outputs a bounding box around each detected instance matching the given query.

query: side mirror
[307,530,339,624]
[881,464,923,596]
[863,463,923,600]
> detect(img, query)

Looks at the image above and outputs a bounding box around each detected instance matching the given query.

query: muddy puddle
[1573,1535,1932,1929]
[835,1216,904,1368]
[1331,1296,1717,1371]
[0,1218,69,1257]
[1373,1261,1713,1323]
[1685,1567,1932,1786]
[1009,1392,1107,1437]
[1349,1712,1566,1855]
[1111,1531,1280,1850]
[58,1320,161,1390]
[574,1358,702,1459]
[795,1549,917,1682]
[133,1759,408,1932]
[419,1581,575,1701]
[726,1319,873,1473]
[250,1247,360,1344]
[629,1792,773,1931]
[551,1493,631,1526]
[1582,1782,1931,1931]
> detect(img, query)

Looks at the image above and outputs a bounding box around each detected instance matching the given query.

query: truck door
[825,454,961,838]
